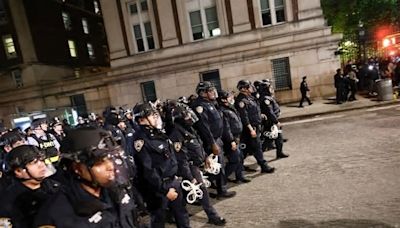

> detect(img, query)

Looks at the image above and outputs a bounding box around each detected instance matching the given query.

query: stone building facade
[0,0,342,127]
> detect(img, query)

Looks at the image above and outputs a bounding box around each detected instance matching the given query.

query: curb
[280,99,400,123]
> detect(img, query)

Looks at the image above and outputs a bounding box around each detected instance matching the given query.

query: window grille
[272,57,292,90]
[141,81,157,102]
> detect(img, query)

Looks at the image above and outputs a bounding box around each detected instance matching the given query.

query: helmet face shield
[60,127,132,188]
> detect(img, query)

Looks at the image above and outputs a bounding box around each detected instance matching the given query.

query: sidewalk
[279,94,400,122]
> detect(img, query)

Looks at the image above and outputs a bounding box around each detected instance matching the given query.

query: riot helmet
[0,131,25,153]
[103,106,121,126]
[6,145,43,170]
[31,118,48,130]
[171,102,199,127]
[259,79,274,96]
[60,127,129,188]
[133,103,157,121]
[237,80,252,90]
[196,81,215,95]
[49,117,62,128]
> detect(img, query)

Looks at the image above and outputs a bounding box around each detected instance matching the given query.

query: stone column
[99,0,128,60]
[230,0,252,33]
[155,0,179,48]
[8,0,37,63]
[297,0,323,20]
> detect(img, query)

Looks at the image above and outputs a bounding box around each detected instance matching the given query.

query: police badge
[174,142,182,152]
[134,140,144,152]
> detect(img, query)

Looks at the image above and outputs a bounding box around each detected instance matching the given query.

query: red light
[383,38,391,47]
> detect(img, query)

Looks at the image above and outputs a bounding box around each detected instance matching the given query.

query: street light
[358,21,366,61]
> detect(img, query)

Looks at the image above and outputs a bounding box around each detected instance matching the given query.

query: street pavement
[180,97,400,228]
[279,94,399,122]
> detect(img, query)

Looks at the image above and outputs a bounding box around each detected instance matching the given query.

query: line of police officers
[0,79,288,228]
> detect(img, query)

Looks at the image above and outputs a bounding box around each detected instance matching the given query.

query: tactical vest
[31,134,58,158]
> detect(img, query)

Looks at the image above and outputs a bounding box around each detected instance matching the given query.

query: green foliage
[321,0,399,60]
[321,0,399,37]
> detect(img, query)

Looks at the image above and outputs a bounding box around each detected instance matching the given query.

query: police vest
[31,134,58,158]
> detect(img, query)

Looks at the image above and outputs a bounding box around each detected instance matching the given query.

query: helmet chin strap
[145,116,158,129]
[20,167,45,182]
[77,166,100,189]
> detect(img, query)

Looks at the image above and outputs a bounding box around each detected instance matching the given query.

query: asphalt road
[185,104,400,228]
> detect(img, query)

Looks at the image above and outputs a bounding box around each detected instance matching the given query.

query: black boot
[261,164,275,173]
[277,152,289,159]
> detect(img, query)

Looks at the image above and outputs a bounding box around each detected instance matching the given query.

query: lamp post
[358,22,366,62]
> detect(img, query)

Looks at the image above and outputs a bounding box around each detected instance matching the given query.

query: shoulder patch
[134,140,144,152]
[174,142,182,152]
[196,106,203,114]
[239,101,245,108]
[264,99,271,105]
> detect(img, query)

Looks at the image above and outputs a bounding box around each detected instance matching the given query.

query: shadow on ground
[279,219,396,228]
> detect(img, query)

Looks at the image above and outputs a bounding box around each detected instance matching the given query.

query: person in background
[334,69,345,104]
[298,76,312,108]
[0,145,60,227]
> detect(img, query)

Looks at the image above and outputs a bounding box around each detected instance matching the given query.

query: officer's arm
[26,137,39,147]
[221,111,234,143]
[169,132,194,181]
[235,100,252,133]
[176,144,194,181]
[193,108,215,147]
[265,103,278,124]
[50,134,60,151]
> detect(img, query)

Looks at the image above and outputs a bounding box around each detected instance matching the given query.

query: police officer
[132,103,190,228]
[0,131,27,194]
[167,102,226,226]
[298,76,312,107]
[217,90,250,183]
[26,118,60,164]
[103,106,128,153]
[49,117,66,143]
[0,145,60,227]
[191,81,236,199]
[235,80,275,173]
[258,80,289,159]
[34,127,138,227]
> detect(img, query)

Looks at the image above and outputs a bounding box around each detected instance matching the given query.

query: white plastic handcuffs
[200,171,211,188]
[204,154,221,175]
[263,124,281,139]
[181,180,203,204]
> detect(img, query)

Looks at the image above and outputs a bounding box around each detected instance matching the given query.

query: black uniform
[104,124,127,153]
[122,126,135,156]
[0,178,60,228]
[235,92,271,171]
[34,180,137,228]
[169,123,221,221]
[133,125,190,228]
[191,97,228,195]
[334,72,346,104]
[259,95,286,158]
[299,79,312,107]
[219,105,245,181]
